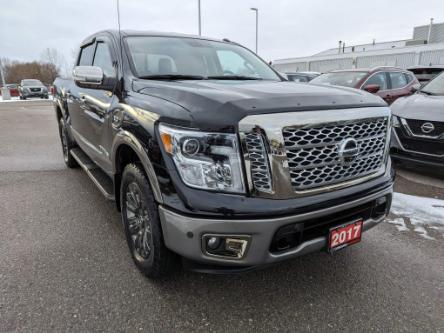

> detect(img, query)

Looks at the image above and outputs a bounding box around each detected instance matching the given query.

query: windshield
[310,71,368,88]
[421,72,444,95]
[125,36,280,81]
[22,79,43,86]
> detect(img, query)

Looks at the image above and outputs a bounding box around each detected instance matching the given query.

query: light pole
[0,58,11,100]
[198,0,202,36]
[250,7,258,54]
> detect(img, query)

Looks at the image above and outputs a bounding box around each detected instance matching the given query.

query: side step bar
[70,148,115,201]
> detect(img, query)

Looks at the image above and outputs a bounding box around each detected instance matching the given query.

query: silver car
[19,79,49,99]
[391,71,444,168]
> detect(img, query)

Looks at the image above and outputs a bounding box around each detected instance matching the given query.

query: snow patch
[387,217,408,232]
[0,96,53,102]
[387,192,444,240]
[391,192,444,227]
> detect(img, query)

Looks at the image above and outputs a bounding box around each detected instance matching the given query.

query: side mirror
[363,84,380,94]
[73,66,104,87]
[73,66,118,91]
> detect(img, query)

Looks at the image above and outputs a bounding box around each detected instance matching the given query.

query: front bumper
[22,90,48,98]
[159,185,392,269]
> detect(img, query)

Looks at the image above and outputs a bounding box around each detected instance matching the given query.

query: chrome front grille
[283,118,388,191]
[244,132,272,192]
[239,108,391,199]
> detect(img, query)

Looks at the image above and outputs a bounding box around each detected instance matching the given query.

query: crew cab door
[70,37,117,173]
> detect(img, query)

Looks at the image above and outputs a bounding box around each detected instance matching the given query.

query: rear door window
[389,72,408,89]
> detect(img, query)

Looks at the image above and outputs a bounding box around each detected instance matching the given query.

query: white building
[273,21,444,73]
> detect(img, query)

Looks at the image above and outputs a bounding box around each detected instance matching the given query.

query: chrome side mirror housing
[73,66,104,86]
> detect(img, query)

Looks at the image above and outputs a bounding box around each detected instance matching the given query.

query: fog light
[207,237,221,250]
[203,235,251,259]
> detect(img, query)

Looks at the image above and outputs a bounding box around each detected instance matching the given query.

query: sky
[1,0,443,72]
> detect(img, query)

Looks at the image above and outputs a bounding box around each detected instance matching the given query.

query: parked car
[391,71,444,168]
[407,65,444,85]
[53,30,393,278]
[19,79,49,99]
[285,71,321,83]
[0,84,20,97]
[310,67,420,104]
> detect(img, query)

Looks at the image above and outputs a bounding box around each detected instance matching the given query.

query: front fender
[111,130,163,204]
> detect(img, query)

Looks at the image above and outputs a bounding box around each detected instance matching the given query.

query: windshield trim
[123,35,282,82]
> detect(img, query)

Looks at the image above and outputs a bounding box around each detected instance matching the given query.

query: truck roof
[81,29,228,46]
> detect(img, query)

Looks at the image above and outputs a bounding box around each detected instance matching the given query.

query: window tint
[389,72,408,89]
[363,72,388,90]
[93,42,115,77]
[78,43,95,66]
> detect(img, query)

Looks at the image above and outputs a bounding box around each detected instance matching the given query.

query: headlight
[391,115,400,128]
[159,123,245,193]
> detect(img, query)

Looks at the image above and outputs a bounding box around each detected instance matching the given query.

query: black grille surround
[394,127,444,156]
[283,118,388,191]
[405,118,444,137]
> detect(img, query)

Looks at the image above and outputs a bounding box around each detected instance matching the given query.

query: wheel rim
[125,182,152,259]
[60,123,69,162]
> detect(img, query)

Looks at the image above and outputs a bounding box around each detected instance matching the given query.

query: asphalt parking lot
[0,101,443,332]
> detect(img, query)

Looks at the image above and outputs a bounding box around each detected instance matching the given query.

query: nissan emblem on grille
[421,122,435,134]
[338,138,360,165]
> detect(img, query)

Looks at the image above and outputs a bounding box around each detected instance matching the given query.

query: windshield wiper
[139,74,206,80]
[207,75,263,80]
[421,90,435,96]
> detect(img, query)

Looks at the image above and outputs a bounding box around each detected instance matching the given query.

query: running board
[70,148,115,201]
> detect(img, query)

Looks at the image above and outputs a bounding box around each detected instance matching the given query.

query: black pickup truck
[53,30,393,278]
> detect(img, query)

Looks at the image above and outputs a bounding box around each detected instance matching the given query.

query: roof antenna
[116,0,124,93]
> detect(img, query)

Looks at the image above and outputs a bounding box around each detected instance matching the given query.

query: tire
[59,118,78,168]
[120,163,178,278]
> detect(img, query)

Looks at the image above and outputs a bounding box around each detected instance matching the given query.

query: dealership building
[273,20,444,73]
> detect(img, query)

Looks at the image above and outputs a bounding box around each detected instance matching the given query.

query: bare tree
[40,48,61,69]
[5,61,59,85]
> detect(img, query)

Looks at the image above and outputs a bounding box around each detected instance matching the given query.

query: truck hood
[132,79,386,131]
[391,93,444,121]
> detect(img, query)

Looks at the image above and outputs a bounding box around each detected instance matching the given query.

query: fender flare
[111,130,163,204]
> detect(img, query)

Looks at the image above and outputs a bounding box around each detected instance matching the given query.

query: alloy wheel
[125,182,152,260]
